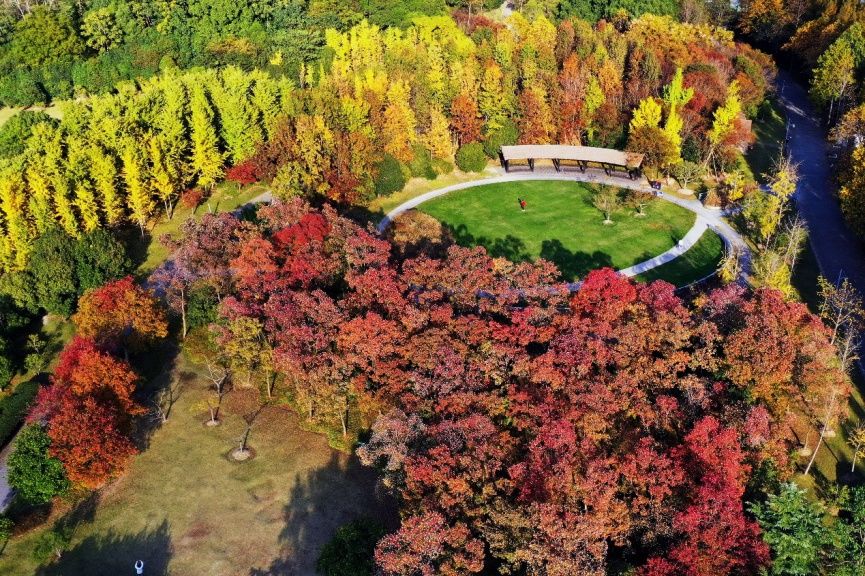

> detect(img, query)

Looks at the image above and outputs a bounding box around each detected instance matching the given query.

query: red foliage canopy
[167,201,846,575]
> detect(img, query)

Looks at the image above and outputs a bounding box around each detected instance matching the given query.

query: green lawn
[745,98,786,184]
[634,229,724,287]
[418,180,697,282]
[0,350,394,576]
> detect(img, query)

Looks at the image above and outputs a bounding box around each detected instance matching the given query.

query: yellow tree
[0,163,33,269]
[250,71,282,140]
[153,74,189,189]
[120,139,153,234]
[188,84,224,190]
[706,81,742,171]
[478,61,510,132]
[210,67,262,164]
[148,136,180,219]
[88,145,124,226]
[629,96,663,132]
[423,106,454,159]
[43,128,79,236]
[382,79,417,163]
[662,68,694,164]
[67,137,101,233]
[24,160,56,235]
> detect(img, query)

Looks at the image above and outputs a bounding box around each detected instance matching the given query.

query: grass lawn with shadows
[0,352,395,576]
[418,180,696,282]
[634,229,724,287]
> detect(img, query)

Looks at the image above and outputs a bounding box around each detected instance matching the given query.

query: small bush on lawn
[374,154,408,196]
[0,379,40,448]
[431,157,454,175]
[225,160,258,185]
[180,188,205,210]
[408,145,437,180]
[482,118,518,158]
[456,142,487,173]
[317,517,387,576]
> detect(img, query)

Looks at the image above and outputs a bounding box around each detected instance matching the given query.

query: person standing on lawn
[519,198,527,211]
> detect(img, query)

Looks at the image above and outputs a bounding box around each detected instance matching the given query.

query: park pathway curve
[776,72,865,295]
[377,167,750,283]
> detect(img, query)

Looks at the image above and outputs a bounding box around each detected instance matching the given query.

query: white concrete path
[377,166,751,282]
[617,217,708,277]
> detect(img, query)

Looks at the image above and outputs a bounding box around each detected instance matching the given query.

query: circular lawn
[417,179,720,283]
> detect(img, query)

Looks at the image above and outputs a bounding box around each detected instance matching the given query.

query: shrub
[408,145,437,180]
[431,157,454,176]
[0,379,40,448]
[455,142,487,173]
[0,516,12,544]
[0,355,13,390]
[482,118,518,158]
[225,160,259,185]
[374,154,407,196]
[0,111,56,159]
[180,188,205,210]
[8,424,70,505]
[187,285,219,331]
[32,527,71,562]
[317,517,386,576]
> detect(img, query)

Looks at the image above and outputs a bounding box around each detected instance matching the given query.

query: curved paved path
[377,167,751,282]
[777,72,865,295]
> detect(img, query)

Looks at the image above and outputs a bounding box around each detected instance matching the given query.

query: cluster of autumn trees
[246,14,770,202]
[0,66,292,271]
[8,277,166,500]
[156,197,850,574]
[0,13,772,273]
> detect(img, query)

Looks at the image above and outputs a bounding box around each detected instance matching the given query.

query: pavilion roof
[500,145,644,168]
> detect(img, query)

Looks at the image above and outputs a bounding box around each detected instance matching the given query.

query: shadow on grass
[249,452,396,575]
[540,240,613,281]
[35,520,172,576]
[446,223,615,281]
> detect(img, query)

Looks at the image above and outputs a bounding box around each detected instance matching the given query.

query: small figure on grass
[518,198,527,211]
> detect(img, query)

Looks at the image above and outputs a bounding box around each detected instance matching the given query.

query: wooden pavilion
[500,145,645,179]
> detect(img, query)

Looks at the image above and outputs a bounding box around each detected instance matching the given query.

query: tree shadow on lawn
[249,452,397,576]
[539,239,613,281]
[35,520,172,576]
[446,223,532,263]
[446,225,618,282]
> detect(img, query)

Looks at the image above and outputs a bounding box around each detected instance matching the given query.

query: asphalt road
[777,70,865,292]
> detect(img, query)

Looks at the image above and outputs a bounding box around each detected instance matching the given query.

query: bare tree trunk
[180,287,187,339]
[805,386,839,476]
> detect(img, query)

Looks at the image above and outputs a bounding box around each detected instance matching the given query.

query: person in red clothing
[519,198,527,211]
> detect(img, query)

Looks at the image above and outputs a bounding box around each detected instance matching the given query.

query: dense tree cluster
[243,14,769,200]
[20,278,167,489]
[0,0,446,106]
[0,66,291,271]
[163,198,849,574]
[0,13,770,273]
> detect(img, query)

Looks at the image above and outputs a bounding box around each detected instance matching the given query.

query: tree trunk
[180,288,187,340]
[805,386,839,476]
[240,426,251,452]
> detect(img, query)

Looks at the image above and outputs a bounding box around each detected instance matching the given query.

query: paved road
[777,71,865,292]
[378,166,750,281]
